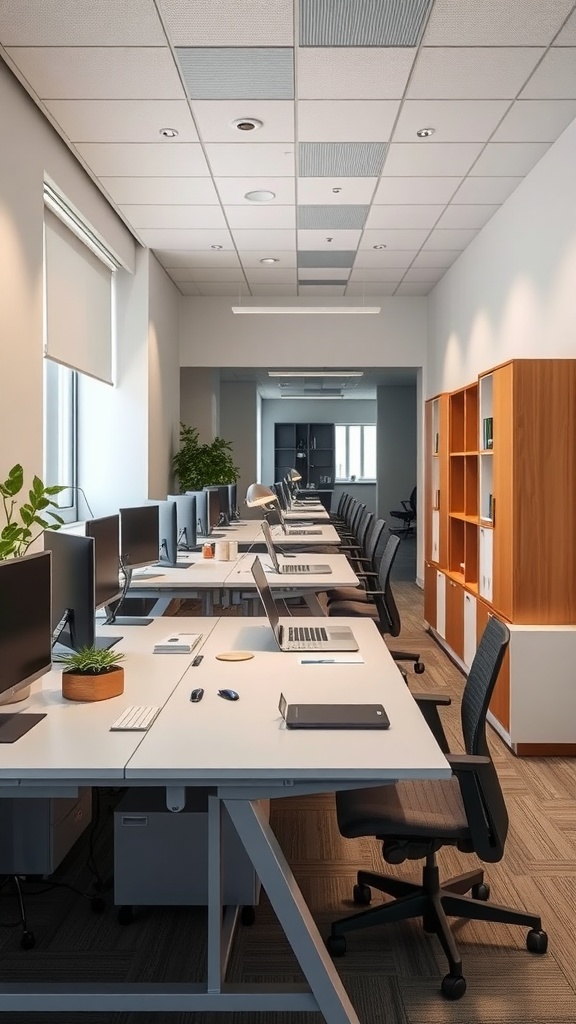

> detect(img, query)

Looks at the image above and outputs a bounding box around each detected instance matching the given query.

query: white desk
[283,508,330,521]
[0,618,450,1021]
[210,520,341,547]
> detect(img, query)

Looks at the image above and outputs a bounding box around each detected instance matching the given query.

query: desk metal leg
[224,797,361,1024]
[303,590,327,616]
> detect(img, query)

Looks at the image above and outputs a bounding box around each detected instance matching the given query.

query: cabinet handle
[492,497,496,528]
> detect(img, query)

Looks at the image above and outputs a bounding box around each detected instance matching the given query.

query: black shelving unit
[274,422,335,499]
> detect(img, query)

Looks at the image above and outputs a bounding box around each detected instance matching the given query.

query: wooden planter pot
[62,666,124,702]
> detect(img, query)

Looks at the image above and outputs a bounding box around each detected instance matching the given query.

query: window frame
[335,424,377,482]
[43,359,79,524]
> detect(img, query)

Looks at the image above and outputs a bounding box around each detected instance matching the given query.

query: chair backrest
[409,486,417,513]
[356,511,374,552]
[365,518,386,566]
[372,534,401,638]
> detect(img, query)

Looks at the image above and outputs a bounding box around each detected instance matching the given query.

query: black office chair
[328,534,425,674]
[326,617,547,999]
[390,485,417,534]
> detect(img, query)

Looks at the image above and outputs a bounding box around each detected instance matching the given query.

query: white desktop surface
[205,520,340,546]
[270,523,341,545]
[129,553,233,591]
[283,508,329,521]
[227,551,360,590]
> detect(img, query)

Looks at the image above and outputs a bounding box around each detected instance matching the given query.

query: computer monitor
[0,552,52,727]
[228,482,238,519]
[216,485,231,522]
[85,514,122,609]
[167,493,197,550]
[119,505,159,570]
[44,531,96,653]
[187,490,208,536]
[158,500,190,568]
[204,487,221,533]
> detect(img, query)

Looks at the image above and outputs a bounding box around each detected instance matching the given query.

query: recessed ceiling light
[159,127,179,138]
[231,118,263,132]
[416,127,435,138]
[211,244,223,250]
[332,187,342,194]
[259,257,279,264]
[244,190,276,202]
[373,244,387,250]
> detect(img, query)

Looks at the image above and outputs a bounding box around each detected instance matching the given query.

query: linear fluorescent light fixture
[280,394,345,400]
[231,306,380,315]
[269,371,363,378]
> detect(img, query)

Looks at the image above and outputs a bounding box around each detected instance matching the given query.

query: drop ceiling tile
[250,284,299,295]
[0,0,165,44]
[423,0,574,45]
[297,230,362,250]
[395,281,435,295]
[119,205,227,230]
[403,267,446,282]
[360,228,430,249]
[298,205,369,229]
[297,250,356,267]
[297,177,377,203]
[206,144,295,176]
[239,251,297,268]
[215,177,295,204]
[225,206,296,229]
[469,141,551,176]
[423,228,479,249]
[155,249,241,268]
[6,47,184,99]
[298,286,346,296]
[231,229,296,249]
[366,205,444,229]
[383,143,483,177]
[244,269,297,283]
[393,100,510,143]
[554,10,576,44]
[196,282,251,295]
[298,47,416,99]
[374,176,461,204]
[99,176,219,205]
[353,250,419,268]
[411,249,460,268]
[191,100,294,142]
[168,267,246,282]
[435,205,500,230]
[345,282,398,295]
[407,47,545,100]
[75,143,209,177]
[298,267,350,280]
[137,228,234,249]
[160,0,294,45]
[520,49,576,98]
[43,100,198,144]
[492,99,576,142]
[300,0,433,46]
[298,101,400,142]
[176,282,202,295]
[176,47,294,100]
[451,176,523,204]
[349,268,406,282]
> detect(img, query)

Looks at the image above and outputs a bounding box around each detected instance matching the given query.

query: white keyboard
[110,706,160,731]
[131,568,163,579]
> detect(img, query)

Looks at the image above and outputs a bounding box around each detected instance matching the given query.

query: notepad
[153,633,202,654]
[298,654,364,665]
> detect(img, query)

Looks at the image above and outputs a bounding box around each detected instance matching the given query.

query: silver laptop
[277,508,322,537]
[251,557,358,652]
[261,520,331,575]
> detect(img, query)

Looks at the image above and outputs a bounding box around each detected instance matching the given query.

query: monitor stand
[0,713,46,743]
[104,566,153,626]
[155,559,192,570]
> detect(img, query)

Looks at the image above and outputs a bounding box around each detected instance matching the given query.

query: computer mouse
[190,687,204,703]
[218,688,239,701]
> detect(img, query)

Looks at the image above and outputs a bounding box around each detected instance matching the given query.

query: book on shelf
[488,493,494,521]
[434,432,439,454]
[482,417,493,450]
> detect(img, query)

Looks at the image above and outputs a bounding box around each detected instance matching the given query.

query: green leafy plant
[172,424,239,493]
[56,646,125,675]
[0,464,65,560]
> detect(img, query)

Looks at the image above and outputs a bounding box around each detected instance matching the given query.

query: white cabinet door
[431,510,439,562]
[463,591,477,669]
[479,527,493,602]
[436,571,446,638]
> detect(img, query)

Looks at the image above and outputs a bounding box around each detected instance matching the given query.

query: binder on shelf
[482,417,493,450]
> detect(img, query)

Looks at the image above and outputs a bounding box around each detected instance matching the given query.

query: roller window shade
[44,208,113,384]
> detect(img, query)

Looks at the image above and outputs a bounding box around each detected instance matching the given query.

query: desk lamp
[245,484,278,510]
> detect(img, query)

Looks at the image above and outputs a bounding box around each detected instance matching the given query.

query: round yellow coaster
[215,651,255,662]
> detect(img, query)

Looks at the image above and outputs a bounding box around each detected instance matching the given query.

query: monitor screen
[216,485,231,520]
[44,532,95,651]
[158,499,178,565]
[119,505,159,570]
[0,551,52,701]
[85,514,121,608]
[187,490,207,536]
[228,483,237,517]
[167,493,197,550]
[204,488,221,533]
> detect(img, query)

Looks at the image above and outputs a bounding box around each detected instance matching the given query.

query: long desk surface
[0,616,449,1022]
[208,519,340,546]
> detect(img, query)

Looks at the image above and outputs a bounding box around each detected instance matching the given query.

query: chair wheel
[353,883,372,905]
[415,661,425,674]
[240,905,256,926]
[527,929,548,954]
[326,934,347,957]
[21,930,35,950]
[471,882,490,901]
[117,905,134,925]
[441,973,466,999]
[91,896,106,913]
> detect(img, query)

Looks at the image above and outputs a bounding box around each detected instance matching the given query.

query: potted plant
[57,646,126,702]
[0,464,64,560]
[172,424,239,493]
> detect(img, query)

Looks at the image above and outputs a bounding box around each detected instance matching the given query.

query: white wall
[428,118,576,395]
[148,253,181,499]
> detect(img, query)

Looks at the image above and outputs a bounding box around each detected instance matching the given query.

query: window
[335,424,376,481]
[43,359,78,522]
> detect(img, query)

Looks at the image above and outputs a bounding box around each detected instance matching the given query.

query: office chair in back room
[390,485,417,534]
[326,616,547,999]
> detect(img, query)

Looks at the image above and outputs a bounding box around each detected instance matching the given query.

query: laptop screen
[250,556,282,638]
[261,520,281,572]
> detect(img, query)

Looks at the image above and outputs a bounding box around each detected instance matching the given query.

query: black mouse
[218,688,239,701]
[190,687,204,702]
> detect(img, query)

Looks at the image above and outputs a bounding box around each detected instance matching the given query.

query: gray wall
[220,380,258,512]
[376,385,417,530]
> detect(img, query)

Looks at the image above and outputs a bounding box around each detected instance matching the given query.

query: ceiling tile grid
[2,0,576,298]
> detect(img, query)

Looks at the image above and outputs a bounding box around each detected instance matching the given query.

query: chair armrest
[414,694,451,754]
[446,754,490,770]
[414,693,451,708]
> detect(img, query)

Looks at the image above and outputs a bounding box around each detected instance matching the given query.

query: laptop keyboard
[282,563,317,573]
[288,529,322,536]
[288,626,328,645]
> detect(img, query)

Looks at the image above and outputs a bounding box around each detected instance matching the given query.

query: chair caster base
[326,933,347,957]
[21,930,35,950]
[441,972,466,999]
[527,929,548,954]
[353,883,372,905]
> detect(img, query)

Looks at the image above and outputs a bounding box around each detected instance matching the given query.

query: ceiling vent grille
[175,47,294,99]
[299,142,387,178]
[299,0,434,47]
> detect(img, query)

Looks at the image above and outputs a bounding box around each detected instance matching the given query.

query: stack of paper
[153,633,202,654]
